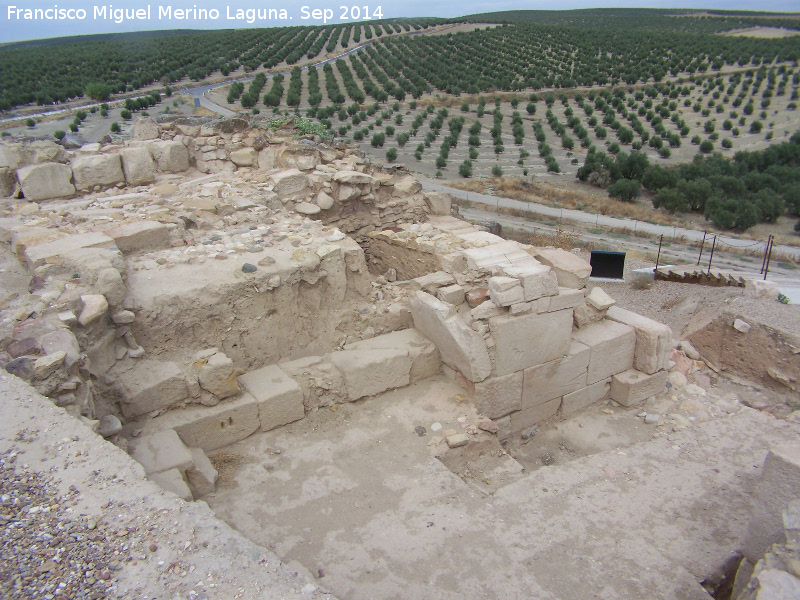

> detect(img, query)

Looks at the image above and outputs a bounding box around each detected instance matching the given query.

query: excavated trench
[3,123,798,599]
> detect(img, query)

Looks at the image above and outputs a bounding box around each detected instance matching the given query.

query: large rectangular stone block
[509,398,561,433]
[120,147,156,186]
[488,276,524,307]
[610,369,668,407]
[238,364,305,431]
[130,429,193,475]
[500,263,559,302]
[562,379,611,415]
[522,341,589,408]
[743,443,800,562]
[411,291,492,383]
[489,309,573,377]
[155,393,260,452]
[534,248,591,289]
[105,221,170,254]
[541,287,586,313]
[23,232,115,268]
[71,154,125,191]
[473,371,523,420]
[345,329,440,383]
[330,347,411,401]
[462,241,538,272]
[606,306,672,375]
[149,469,193,501]
[185,447,218,499]
[114,360,189,419]
[572,320,636,385]
[17,162,75,201]
[149,140,190,173]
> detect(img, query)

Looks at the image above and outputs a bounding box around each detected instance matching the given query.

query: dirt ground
[721,27,800,38]
[205,371,800,600]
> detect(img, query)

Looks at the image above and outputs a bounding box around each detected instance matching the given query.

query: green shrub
[386,148,397,162]
[607,178,641,202]
[110,121,120,133]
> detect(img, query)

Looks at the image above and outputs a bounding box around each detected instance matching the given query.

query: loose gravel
[0,451,129,600]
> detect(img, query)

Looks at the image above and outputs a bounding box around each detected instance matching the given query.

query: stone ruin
[0,115,672,502]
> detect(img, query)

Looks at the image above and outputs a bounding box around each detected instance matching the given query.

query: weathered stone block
[334,170,378,185]
[437,284,465,305]
[114,360,189,419]
[412,271,456,294]
[424,191,451,216]
[149,469,193,501]
[500,263,559,302]
[586,287,615,311]
[573,302,607,328]
[23,232,116,268]
[133,117,160,140]
[70,154,124,191]
[488,276,524,307]
[463,241,535,272]
[610,369,668,407]
[562,379,611,415]
[230,148,258,167]
[258,147,277,169]
[185,447,218,498]
[540,288,585,312]
[149,140,190,173]
[473,371,523,420]
[238,365,305,432]
[78,294,108,326]
[411,291,492,383]
[271,168,308,198]
[157,393,260,452]
[345,329,440,383]
[489,309,573,377]
[105,221,170,253]
[743,443,800,562]
[331,348,411,401]
[471,300,503,320]
[572,320,636,385]
[120,147,156,186]
[17,162,75,201]
[509,398,561,433]
[130,429,193,475]
[534,248,592,289]
[194,350,240,400]
[522,341,590,408]
[0,167,16,197]
[393,175,421,197]
[606,306,672,375]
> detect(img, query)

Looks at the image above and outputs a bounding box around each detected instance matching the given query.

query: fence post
[697,231,706,266]
[763,235,774,281]
[655,234,663,276]
[707,235,717,276]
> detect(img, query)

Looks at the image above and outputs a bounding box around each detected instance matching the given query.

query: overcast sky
[1,1,798,43]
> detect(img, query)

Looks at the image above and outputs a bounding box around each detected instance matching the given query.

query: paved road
[189,42,372,116]
[421,178,800,261]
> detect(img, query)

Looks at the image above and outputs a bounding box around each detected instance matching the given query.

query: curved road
[0,39,376,124]
[420,178,800,262]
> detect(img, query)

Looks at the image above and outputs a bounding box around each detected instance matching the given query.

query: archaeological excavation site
[2,115,800,600]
